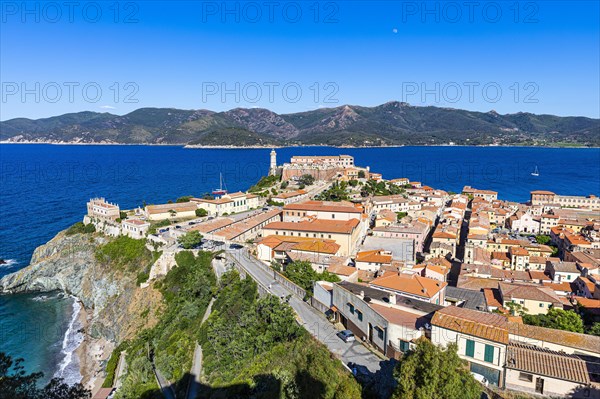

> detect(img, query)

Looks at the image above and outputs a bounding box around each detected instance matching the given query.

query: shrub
[95,236,152,272]
[195,208,208,217]
[66,222,95,235]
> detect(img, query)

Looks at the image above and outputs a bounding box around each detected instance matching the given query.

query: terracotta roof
[528,270,551,282]
[483,288,505,311]
[123,219,149,226]
[531,190,556,195]
[506,342,590,384]
[509,246,529,256]
[509,322,600,354]
[146,202,197,214]
[189,218,234,233]
[370,303,423,330]
[284,200,362,213]
[263,218,360,234]
[273,190,307,199]
[548,261,579,274]
[214,209,282,240]
[370,273,447,298]
[327,263,357,277]
[431,306,509,344]
[542,281,574,293]
[356,250,392,264]
[499,282,562,304]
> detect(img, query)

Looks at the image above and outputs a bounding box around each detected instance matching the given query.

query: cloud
[99,105,116,109]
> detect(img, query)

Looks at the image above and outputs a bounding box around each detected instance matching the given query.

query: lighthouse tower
[269,149,277,175]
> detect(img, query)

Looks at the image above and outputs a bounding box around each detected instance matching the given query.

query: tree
[522,308,584,333]
[506,301,528,316]
[299,174,315,186]
[177,230,203,249]
[348,179,358,187]
[396,211,408,221]
[283,261,340,295]
[0,352,90,399]
[357,170,366,178]
[119,211,128,220]
[280,181,289,189]
[176,196,193,203]
[587,323,600,336]
[392,339,481,399]
[195,208,208,217]
[535,235,551,245]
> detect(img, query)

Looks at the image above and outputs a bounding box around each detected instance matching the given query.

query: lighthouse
[269,149,277,175]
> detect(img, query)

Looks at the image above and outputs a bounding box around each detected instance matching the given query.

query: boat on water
[531,166,540,177]
[212,173,228,195]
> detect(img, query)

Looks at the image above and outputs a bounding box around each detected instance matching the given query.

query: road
[154,366,175,399]
[225,247,382,374]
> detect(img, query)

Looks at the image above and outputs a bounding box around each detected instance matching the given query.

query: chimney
[388,294,396,305]
[359,290,364,299]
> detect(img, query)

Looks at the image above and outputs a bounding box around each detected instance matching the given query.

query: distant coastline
[0,141,596,149]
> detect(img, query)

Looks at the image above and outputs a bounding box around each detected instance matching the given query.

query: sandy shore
[75,305,115,395]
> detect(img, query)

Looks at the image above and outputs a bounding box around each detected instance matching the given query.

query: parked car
[337,330,355,343]
[471,372,488,387]
[229,243,243,249]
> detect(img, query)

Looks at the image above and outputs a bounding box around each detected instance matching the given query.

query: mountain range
[1,102,599,147]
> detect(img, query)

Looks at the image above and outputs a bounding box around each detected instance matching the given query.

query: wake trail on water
[54,296,83,385]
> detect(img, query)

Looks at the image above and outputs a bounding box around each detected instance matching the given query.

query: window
[332,214,335,219]
[519,372,533,382]
[377,327,384,340]
[484,344,494,363]
[539,303,544,307]
[400,340,410,352]
[356,310,363,321]
[348,303,354,314]
[465,339,475,358]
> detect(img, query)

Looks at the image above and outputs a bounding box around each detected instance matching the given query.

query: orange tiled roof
[370,273,446,298]
[263,218,360,234]
[432,306,509,344]
[356,250,392,264]
[284,200,362,213]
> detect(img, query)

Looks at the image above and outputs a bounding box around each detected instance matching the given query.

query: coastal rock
[0,231,162,342]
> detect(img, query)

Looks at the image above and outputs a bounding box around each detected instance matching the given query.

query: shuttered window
[465,339,475,358]
[484,344,494,363]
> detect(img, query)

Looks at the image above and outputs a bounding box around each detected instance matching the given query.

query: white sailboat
[531,166,539,177]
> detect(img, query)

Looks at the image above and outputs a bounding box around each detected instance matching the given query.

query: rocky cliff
[0,231,162,342]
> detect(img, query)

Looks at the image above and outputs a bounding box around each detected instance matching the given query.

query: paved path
[225,247,382,374]
[114,350,128,390]
[154,366,175,399]
[186,297,216,399]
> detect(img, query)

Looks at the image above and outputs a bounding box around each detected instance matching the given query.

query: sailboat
[531,166,539,177]
[212,173,228,195]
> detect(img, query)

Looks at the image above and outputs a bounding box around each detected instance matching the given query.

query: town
[84,152,600,399]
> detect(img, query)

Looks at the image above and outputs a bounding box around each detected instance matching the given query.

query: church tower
[269,149,277,175]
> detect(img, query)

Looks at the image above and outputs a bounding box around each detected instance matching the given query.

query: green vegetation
[267,199,285,206]
[65,222,96,235]
[588,323,600,336]
[0,352,90,399]
[361,180,404,197]
[176,195,193,203]
[195,208,208,217]
[506,302,528,316]
[298,174,315,186]
[315,181,350,202]
[198,271,360,398]
[95,236,153,272]
[116,251,216,398]
[249,175,280,193]
[357,170,366,178]
[535,235,551,245]
[396,211,408,221]
[280,180,289,189]
[522,308,584,333]
[102,342,129,388]
[392,339,481,399]
[147,219,170,235]
[177,230,203,249]
[348,179,359,187]
[283,261,340,296]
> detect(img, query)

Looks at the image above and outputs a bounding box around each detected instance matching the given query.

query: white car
[470,372,488,387]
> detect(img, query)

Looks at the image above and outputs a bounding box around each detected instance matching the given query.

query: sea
[0,144,599,384]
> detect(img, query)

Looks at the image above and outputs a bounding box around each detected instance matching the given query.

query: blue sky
[1,0,599,120]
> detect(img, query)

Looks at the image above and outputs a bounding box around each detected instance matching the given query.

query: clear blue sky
[1,0,598,120]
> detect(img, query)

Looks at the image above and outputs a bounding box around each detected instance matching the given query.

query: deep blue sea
[1,144,599,381]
